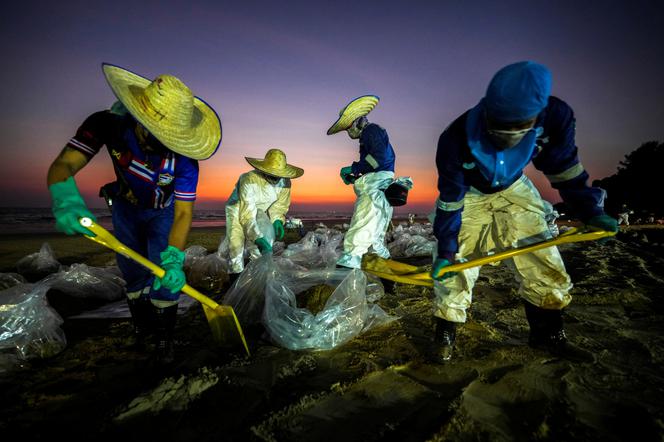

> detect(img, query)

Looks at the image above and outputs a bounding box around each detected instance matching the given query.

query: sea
[0,207,359,235]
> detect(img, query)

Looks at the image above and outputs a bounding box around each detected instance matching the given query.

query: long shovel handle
[80,218,220,310]
[79,217,250,355]
[430,227,615,280]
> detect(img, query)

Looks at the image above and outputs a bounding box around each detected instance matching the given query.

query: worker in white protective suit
[223,149,304,284]
[326,95,396,270]
[430,61,619,363]
[617,204,633,226]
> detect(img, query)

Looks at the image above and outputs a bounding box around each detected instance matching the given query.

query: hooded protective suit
[224,170,290,273]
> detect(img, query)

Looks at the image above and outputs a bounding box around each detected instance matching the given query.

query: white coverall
[224,171,291,273]
[337,170,395,269]
[434,175,572,323]
[617,212,631,226]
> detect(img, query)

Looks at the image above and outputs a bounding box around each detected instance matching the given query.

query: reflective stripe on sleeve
[436,198,464,211]
[546,163,585,183]
[365,154,379,169]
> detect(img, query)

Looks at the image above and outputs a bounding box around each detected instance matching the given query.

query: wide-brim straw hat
[326,95,380,135]
[102,63,222,160]
[245,149,304,179]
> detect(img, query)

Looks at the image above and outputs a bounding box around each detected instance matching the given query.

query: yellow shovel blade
[79,217,250,356]
[362,227,616,287]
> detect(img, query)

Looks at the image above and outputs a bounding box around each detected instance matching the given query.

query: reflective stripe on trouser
[337,171,394,269]
[112,198,179,308]
[433,175,572,323]
[225,203,272,273]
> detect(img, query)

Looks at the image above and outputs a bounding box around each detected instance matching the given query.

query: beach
[1,224,664,441]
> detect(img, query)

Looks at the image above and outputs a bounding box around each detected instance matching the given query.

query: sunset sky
[1,0,663,213]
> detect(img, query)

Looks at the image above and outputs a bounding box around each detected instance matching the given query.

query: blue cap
[484,61,552,123]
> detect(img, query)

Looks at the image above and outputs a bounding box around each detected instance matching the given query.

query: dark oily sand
[297,284,337,315]
[1,228,664,441]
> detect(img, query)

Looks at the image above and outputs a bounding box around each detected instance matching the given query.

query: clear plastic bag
[16,243,61,282]
[185,252,229,294]
[0,273,26,291]
[387,223,436,257]
[263,268,396,350]
[43,264,126,318]
[47,264,126,301]
[365,274,386,303]
[223,256,396,349]
[183,245,208,269]
[221,255,277,325]
[0,282,66,361]
[280,228,343,268]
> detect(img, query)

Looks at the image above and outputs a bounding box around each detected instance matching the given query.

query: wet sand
[1,225,664,441]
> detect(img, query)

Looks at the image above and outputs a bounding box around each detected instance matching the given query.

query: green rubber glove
[431,258,458,281]
[48,176,97,236]
[340,166,354,185]
[586,214,619,233]
[273,219,285,240]
[255,237,273,255]
[152,246,186,298]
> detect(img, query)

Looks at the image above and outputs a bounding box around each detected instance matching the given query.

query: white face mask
[346,116,367,139]
[347,125,362,139]
[486,127,533,149]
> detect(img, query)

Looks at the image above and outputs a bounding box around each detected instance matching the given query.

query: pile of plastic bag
[280,227,343,269]
[386,223,436,257]
[1,246,130,369]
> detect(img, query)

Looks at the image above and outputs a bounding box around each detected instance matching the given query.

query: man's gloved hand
[431,258,458,281]
[273,220,285,240]
[48,176,97,236]
[340,166,354,185]
[255,237,273,255]
[153,245,186,299]
[586,214,619,233]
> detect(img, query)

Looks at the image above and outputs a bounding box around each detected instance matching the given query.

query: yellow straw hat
[326,95,380,135]
[245,149,304,179]
[102,63,221,160]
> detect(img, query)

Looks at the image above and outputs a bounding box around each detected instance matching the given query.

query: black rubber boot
[524,302,594,363]
[126,296,153,350]
[428,317,457,363]
[153,304,178,364]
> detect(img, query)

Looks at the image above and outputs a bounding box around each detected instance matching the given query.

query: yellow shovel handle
[430,227,615,280]
[79,217,219,311]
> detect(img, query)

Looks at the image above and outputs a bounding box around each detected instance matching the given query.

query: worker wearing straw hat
[46,63,221,363]
[327,95,396,270]
[429,61,618,363]
[222,148,304,283]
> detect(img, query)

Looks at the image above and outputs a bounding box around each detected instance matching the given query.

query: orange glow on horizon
[196,160,440,207]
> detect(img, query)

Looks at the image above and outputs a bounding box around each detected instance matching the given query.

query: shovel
[362,227,616,287]
[79,217,250,356]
